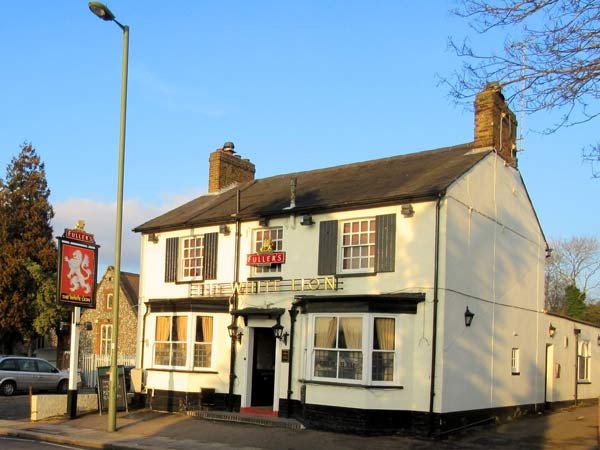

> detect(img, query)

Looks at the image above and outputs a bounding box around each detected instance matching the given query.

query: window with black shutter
[317,214,396,275]
[164,233,219,282]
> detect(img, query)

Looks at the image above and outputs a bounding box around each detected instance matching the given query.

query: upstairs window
[106,293,113,310]
[318,214,396,276]
[164,233,218,283]
[253,227,283,275]
[341,218,375,273]
[181,236,204,280]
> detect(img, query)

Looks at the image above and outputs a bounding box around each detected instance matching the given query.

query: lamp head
[89,2,116,21]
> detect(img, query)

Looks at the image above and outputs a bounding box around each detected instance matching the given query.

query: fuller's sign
[246,252,286,266]
[57,224,99,308]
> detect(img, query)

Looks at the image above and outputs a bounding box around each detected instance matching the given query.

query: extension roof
[134,143,490,233]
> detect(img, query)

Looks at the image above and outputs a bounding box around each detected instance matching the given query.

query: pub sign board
[57,227,99,308]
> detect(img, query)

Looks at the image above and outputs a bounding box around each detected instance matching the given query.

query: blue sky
[1,1,598,278]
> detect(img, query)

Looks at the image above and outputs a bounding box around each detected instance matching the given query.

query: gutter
[428,194,443,436]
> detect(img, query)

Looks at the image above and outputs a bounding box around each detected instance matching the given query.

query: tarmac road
[1,394,599,450]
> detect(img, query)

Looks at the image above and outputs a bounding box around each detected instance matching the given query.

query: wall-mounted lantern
[227,324,243,344]
[464,307,475,327]
[272,323,289,345]
[549,323,556,338]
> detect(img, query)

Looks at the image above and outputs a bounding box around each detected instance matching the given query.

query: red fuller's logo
[61,244,95,296]
[246,238,286,266]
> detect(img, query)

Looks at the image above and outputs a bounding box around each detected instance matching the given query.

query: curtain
[155,316,170,341]
[197,316,213,342]
[173,316,187,341]
[339,317,362,349]
[374,318,395,350]
[315,317,337,348]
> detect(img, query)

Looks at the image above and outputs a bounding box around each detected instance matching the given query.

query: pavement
[0,403,598,450]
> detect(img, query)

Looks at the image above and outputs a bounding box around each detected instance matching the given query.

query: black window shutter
[203,232,218,280]
[318,220,338,275]
[165,237,179,282]
[375,214,396,273]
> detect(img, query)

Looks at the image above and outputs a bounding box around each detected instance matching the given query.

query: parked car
[0,356,69,396]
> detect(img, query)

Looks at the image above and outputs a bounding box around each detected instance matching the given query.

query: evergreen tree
[564,284,586,320]
[0,143,62,354]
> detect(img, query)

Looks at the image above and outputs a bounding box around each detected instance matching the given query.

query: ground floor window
[578,340,591,382]
[100,324,112,356]
[310,313,397,385]
[152,313,214,370]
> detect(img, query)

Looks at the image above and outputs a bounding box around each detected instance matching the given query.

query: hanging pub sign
[246,238,286,266]
[56,221,100,308]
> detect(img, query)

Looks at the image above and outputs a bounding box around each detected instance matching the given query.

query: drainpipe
[286,306,299,418]
[228,190,242,411]
[428,194,443,436]
[140,304,150,371]
[574,328,581,405]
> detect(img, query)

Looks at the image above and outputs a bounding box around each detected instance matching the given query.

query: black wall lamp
[259,216,269,227]
[464,307,475,327]
[227,324,243,344]
[148,233,159,243]
[219,224,230,235]
[401,204,414,218]
[549,323,556,338]
[300,214,314,226]
[272,323,289,345]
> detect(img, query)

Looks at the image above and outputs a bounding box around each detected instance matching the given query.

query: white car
[0,356,69,396]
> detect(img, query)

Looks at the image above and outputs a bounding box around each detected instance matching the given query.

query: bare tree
[444,1,600,174]
[546,236,600,312]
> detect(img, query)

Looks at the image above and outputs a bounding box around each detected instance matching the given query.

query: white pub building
[133,84,600,435]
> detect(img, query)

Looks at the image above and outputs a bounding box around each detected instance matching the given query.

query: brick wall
[79,267,138,357]
[208,143,255,193]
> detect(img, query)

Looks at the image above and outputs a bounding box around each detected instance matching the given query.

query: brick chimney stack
[208,142,256,193]
[474,82,518,167]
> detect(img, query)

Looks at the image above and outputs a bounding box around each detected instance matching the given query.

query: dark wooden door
[251,328,275,407]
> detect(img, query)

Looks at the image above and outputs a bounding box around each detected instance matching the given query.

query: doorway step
[187,409,304,430]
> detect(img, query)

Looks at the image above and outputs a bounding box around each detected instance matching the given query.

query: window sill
[511,372,520,376]
[247,276,283,281]
[147,368,219,375]
[336,272,377,279]
[299,378,403,389]
[577,380,591,384]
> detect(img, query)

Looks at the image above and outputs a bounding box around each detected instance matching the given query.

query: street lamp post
[88,1,129,433]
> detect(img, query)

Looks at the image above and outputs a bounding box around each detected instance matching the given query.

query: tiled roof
[134,143,489,233]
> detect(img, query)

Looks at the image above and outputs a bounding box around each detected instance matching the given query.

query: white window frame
[252,227,284,275]
[307,313,399,386]
[511,348,520,375]
[578,340,591,383]
[100,324,112,356]
[106,293,113,310]
[339,218,376,274]
[151,313,215,371]
[180,236,205,281]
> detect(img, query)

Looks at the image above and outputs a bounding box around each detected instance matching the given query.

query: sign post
[57,222,99,419]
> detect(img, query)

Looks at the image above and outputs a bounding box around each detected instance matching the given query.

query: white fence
[80,353,136,388]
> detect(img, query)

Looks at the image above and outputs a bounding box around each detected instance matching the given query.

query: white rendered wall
[438,153,546,413]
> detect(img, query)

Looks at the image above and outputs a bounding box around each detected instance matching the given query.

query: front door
[251,328,276,407]
[545,344,554,404]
